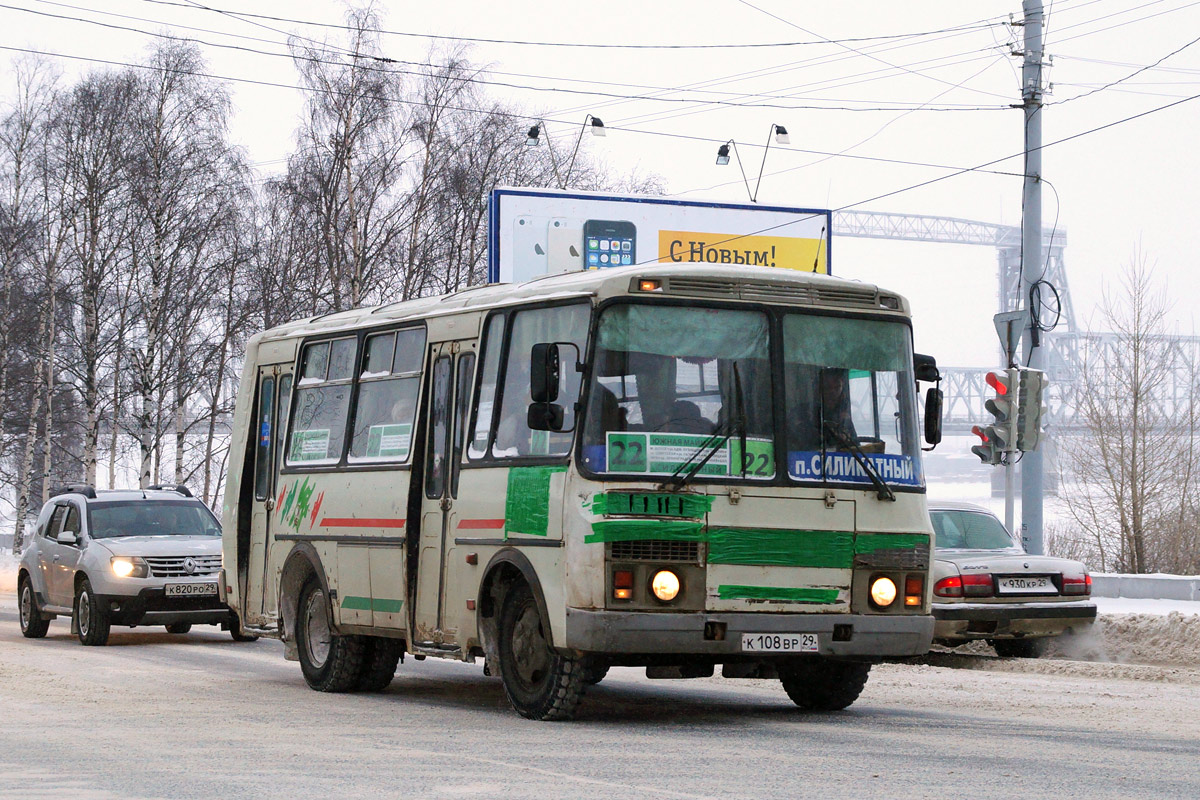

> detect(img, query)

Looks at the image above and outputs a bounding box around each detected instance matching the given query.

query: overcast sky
[3,0,1198,368]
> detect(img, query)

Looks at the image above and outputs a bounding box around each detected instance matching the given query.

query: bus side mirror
[914,353,940,383]
[528,402,565,432]
[530,343,561,403]
[924,387,943,447]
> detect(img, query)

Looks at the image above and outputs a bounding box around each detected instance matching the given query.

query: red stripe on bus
[457,519,506,530]
[319,518,407,528]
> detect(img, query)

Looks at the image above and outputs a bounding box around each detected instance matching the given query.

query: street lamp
[714,139,752,202]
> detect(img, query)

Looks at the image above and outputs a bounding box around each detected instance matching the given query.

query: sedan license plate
[741,633,819,653]
[164,582,218,598]
[997,576,1052,594]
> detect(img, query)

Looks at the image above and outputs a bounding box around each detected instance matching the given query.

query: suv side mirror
[58,530,78,546]
[924,387,943,447]
[530,343,561,403]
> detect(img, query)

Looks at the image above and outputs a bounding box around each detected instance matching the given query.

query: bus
[220,262,943,720]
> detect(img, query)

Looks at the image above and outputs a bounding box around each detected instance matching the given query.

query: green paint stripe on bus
[341,596,403,613]
[717,585,841,604]
[505,466,567,537]
[706,528,854,568]
[588,492,714,518]
[854,533,930,554]
[585,519,705,544]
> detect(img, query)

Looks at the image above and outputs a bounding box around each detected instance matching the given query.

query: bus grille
[663,277,880,309]
[144,555,222,577]
[609,540,701,563]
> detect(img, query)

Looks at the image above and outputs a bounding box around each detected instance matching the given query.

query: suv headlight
[111,557,149,578]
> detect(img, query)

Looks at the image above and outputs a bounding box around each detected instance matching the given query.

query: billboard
[488,188,832,284]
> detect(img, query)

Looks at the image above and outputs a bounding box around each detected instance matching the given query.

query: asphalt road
[1,605,1197,800]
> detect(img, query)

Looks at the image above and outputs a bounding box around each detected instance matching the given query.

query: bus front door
[413,340,476,650]
[245,364,292,627]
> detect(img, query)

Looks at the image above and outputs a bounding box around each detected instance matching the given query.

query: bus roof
[258,262,908,343]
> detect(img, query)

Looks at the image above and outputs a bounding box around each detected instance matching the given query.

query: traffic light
[970,424,1000,465]
[1016,368,1048,452]
[983,368,1018,455]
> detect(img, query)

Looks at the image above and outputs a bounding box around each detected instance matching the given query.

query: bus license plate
[741,633,819,653]
[165,583,217,597]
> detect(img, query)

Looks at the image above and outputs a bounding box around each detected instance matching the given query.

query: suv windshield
[87,500,221,539]
[930,510,1018,550]
[579,303,923,489]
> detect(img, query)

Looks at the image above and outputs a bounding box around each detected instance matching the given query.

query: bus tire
[75,578,111,647]
[357,637,403,692]
[165,622,192,634]
[497,583,585,721]
[778,659,870,711]
[296,577,364,692]
[18,574,50,639]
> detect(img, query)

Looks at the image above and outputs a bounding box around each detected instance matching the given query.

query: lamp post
[715,124,790,203]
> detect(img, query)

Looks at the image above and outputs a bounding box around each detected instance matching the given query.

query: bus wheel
[497,583,585,720]
[581,660,610,685]
[296,577,365,692]
[778,659,870,711]
[357,637,403,692]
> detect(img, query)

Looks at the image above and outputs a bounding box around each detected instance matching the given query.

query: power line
[137,0,1006,51]
[1049,29,1200,104]
[0,3,1012,113]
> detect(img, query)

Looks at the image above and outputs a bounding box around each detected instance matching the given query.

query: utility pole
[1019,0,1046,555]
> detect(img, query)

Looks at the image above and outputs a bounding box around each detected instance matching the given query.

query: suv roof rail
[147,483,193,497]
[49,484,97,499]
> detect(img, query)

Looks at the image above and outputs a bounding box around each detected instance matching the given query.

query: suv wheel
[75,578,111,646]
[18,575,50,638]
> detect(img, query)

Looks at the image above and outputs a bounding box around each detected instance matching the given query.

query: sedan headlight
[111,557,149,578]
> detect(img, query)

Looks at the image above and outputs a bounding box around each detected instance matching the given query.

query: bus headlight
[111,557,148,579]
[869,576,897,608]
[651,570,681,602]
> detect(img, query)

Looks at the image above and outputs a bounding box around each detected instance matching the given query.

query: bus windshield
[579,303,923,489]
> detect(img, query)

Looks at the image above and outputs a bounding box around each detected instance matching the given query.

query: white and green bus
[221,263,943,720]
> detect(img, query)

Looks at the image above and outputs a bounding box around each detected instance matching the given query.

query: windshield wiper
[663,365,746,491]
[822,420,895,502]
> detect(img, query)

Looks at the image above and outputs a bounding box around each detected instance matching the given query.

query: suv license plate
[165,583,218,597]
[741,633,819,653]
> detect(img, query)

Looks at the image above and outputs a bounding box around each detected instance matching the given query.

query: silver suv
[17,485,257,646]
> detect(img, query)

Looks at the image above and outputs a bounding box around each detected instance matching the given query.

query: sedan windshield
[931,510,1018,550]
[88,501,221,538]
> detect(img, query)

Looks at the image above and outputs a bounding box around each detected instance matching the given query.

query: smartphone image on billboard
[547,218,583,273]
[511,215,549,282]
[583,219,636,270]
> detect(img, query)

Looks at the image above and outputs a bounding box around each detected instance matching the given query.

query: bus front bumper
[564,608,933,658]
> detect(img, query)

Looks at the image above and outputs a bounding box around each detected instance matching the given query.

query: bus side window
[254,376,276,500]
[451,353,475,496]
[468,313,505,460]
[348,327,425,464]
[286,337,356,466]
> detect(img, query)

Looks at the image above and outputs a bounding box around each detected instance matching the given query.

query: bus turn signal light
[904,575,923,606]
[613,570,634,600]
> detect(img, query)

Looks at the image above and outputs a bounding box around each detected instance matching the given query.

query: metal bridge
[833,210,1197,436]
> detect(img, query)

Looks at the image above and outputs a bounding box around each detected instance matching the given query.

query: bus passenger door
[413,340,475,649]
[246,364,292,626]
